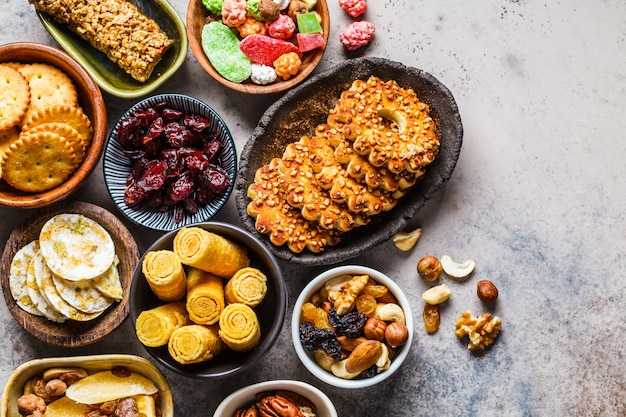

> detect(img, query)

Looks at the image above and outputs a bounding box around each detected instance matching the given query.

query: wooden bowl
[0,42,106,208]
[0,201,140,347]
[0,354,174,417]
[186,0,330,94]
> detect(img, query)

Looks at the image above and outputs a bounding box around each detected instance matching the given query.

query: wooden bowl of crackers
[186,0,330,94]
[0,201,140,347]
[0,42,106,209]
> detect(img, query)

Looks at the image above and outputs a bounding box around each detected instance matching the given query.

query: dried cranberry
[138,160,167,192]
[162,107,183,122]
[195,185,215,204]
[184,152,209,173]
[183,114,211,132]
[116,117,142,150]
[199,164,231,194]
[144,107,159,123]
[204,139,222,162]
[183,196,199,214]
[160,149,182,178]
[167,172,195,202]
[124,183,145,206]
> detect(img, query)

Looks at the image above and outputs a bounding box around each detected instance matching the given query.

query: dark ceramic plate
[129,222,287,379]
[103,94,237,232]
[235,57,463,266]
[36,0,187,98]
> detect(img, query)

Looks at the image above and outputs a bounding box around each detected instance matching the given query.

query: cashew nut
[422,284,452,305]
[314,350,336,372]
[441,255,475,278]
[375,303,406,324]
[375,343,389,368]
[330,358,361,379]
[392,227,422,251]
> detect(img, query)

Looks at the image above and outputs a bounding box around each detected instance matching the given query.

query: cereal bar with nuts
[28,0,173,82]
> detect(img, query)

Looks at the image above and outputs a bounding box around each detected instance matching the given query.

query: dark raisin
[327,308,368,338]
[110,366,131,378]
[299,322,342,360]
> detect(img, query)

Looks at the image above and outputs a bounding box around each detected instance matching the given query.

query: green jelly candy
[202,0,224,15]
[296,12,322,34]
[246,0,263,21]
[201,21,251,83]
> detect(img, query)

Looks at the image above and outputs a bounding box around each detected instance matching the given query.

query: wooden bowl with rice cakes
[0,201,139,347]
[0,42,106,208]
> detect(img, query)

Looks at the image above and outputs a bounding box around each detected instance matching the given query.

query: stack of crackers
[0,62,92,193]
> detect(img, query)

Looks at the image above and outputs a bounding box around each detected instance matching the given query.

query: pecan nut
[258,395,304,417]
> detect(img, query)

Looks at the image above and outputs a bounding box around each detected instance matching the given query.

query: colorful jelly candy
[338,0,367,18]
[202,21,252,83]
[250,63,277,85]
[222,0,248,27]
[274,52,302,80]
[202,0,224,15]
[267,13,296,39]
[238,15,267,37]
[339,20,375,50]
[296,11,322,34]
[297,32,325,52]
[239,34,301,66]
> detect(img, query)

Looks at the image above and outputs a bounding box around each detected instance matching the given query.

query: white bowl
[213,380,337,417]
[291,265,414,389]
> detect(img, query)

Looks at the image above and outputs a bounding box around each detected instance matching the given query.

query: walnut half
[454,310,502,351]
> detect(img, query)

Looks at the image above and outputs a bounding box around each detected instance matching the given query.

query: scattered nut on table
[417,255,442,281]
[392,227,422,251]
[422,283,451,305]
[422,304,441,334]
[454,310,502,351]
[476,280,499,303]
[440,255,475,278]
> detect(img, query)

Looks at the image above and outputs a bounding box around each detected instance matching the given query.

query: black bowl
[129,222,286,379]
[235,57,463,266]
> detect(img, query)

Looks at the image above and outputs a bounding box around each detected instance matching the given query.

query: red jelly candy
[239,35,301,67]
[297,33,325,53]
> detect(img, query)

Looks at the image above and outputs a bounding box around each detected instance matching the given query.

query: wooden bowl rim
[0,201,140,347]
[0,42,106,208]
[186,0,330,95]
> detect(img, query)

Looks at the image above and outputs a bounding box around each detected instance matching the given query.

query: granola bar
[29,0,173,82]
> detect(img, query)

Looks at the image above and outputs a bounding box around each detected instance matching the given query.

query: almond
[345,340,383,373]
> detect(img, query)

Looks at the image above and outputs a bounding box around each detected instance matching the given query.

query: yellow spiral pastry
[173,227,249,278]
[135,302,189,347]
[167,324,225,364]
[224,267,268,308]
[218,303,261,352]
[141,250,187,301]
[186,268,224,325]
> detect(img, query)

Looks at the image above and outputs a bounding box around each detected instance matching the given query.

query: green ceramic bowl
[36,0,187,99]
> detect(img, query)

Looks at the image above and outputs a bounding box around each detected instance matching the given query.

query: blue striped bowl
[103,94,236,231]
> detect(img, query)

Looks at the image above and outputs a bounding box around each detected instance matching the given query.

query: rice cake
[92,256,123,300]
[39,213,115,281]
[51,273,115,314]
[8,240,43,316]
[25,252,66,323]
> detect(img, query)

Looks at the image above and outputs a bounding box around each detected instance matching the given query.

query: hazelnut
[417,255,442,281]
[384,321,409,348]
[363,317,387,341]
[477,280,498,303]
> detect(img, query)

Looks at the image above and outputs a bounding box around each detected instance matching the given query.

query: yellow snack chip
[65,371,158,404]
[0,131,80,193]
[0,64,30,130]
